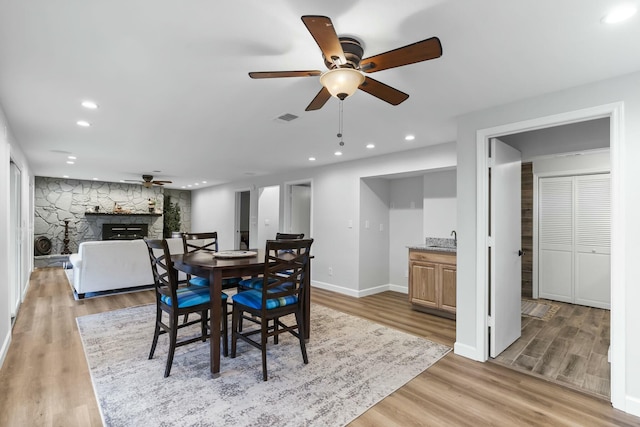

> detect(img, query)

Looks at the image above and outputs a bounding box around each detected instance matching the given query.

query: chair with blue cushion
[145,238,229,377]
[182,232,243,289]
[231,238,313,381]
[237,232,305,291]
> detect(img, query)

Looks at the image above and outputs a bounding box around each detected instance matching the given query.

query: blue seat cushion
[238,276,278,290]
[232,289,297,310]
[189,276,242,288]
[160,286,227,308]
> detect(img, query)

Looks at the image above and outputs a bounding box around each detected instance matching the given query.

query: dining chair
[237,232,305,291]
[182,231,243,289]
[231,238,313,381]
[145,238,229,377]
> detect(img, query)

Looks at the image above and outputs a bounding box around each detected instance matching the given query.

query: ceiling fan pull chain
[337,100,345,147]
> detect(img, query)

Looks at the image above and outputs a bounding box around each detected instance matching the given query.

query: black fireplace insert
[102,224,148,240]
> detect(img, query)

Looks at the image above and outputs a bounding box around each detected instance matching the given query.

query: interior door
[289,184,311,237]
[9,160,22,317]
[490,138,522,357]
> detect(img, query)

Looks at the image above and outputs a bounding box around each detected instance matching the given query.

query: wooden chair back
[275,232,305,240]
[182,232,219,254]
[260,238,313,313]
[145,239,180,302]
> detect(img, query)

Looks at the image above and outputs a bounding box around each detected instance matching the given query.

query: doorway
[284,180,312,238]
[478,112,616,401]
[234,190,250,250]
[9,160,23,319]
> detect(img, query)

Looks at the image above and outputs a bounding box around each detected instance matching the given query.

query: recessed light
[366,143,375,149]
[63,175,69,178]
[602,4,637,23]
[187,185,192,188]
[66,160,75,165]
[201,181,207,184]
[68,155,76,160]
[77,120,91,127]
[92,177,99,181]
[81,100,98,109]
[194,183,200,186]
[308,157,316,161]
[334,151,343,156]
[181,186,186,189]
[120,180,125,183]
[405,135,415,141]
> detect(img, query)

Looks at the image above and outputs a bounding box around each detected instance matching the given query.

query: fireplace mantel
[84,212,161,217]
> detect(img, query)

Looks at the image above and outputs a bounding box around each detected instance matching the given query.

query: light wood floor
[493,299,611,400]
[1,269,638,426]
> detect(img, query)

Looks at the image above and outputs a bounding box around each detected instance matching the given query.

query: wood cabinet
[409,249,456,318]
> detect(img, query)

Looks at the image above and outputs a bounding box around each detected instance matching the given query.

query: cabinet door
[410,262,438,309]
[440,264,457,313]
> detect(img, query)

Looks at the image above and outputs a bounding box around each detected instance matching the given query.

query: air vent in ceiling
[274,113,299,123]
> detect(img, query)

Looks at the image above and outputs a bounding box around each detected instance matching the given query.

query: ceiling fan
[248,15,442,111]
[125,174,172,188]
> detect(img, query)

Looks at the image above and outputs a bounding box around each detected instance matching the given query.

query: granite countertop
[407,237,457,253]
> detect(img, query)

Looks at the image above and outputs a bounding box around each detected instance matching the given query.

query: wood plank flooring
[493,299,611,400]
[1,268,638,426]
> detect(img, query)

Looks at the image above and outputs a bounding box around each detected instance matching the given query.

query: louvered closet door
[538,177,574,303]
[575,174,610,308]
[538,173,610,308]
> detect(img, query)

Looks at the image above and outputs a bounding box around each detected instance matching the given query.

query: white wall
[455,71,640,415]
[423,169,457,239]
[257,185,280,247]
[533,150,609,175]
[358,178,390,293]
[192,142,457,297]
[0,102,32,369]
[501,117,609,161]
[389,176,424,290]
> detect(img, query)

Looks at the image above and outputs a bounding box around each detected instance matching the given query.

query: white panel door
[575,174,611,308]
[490,138,522,358]
[538,177,574,302]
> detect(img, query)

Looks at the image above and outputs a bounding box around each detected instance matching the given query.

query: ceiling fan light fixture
[320,68,365,100]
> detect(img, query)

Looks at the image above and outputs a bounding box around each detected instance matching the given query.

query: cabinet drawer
[409,250,456,265]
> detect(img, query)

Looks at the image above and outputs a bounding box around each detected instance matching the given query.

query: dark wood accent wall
[521,163,533,298]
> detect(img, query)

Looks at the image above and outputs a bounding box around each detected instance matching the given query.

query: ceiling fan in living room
[248,15,443,111]
[125,174,172,188]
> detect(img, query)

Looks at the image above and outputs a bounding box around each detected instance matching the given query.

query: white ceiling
[1,0,639,189]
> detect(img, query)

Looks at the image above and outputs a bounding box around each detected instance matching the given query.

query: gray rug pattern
[77,304,450,427]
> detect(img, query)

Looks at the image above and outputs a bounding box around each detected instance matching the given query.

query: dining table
[171,249,312,377]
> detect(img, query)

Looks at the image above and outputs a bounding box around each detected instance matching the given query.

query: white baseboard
[0,330,11,370]
[454,342,485,362]
[311,281,407,298]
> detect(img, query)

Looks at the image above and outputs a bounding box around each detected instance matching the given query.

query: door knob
[518,250,525,256]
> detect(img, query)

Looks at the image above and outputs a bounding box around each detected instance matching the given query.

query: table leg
[210,269,222,377]
[304,261,311,340]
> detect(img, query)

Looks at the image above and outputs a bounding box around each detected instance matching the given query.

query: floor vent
[274,113,299,123]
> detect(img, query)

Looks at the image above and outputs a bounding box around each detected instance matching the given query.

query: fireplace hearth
[102,224,148,240]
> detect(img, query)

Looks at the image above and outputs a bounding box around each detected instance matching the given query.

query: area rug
[77,304,450,427]
[522,299,560,321]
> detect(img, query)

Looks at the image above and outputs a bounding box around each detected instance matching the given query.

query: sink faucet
[451,230,457,246]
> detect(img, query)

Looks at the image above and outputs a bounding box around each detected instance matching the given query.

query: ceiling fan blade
[249,70,322,79]
[358,76,409,106]
[360,37,442,73]
[301,16,346,67]
[152,180,172,185]
[305,87,332,111]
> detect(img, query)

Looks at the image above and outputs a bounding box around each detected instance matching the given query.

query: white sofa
[68,238,185,298]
